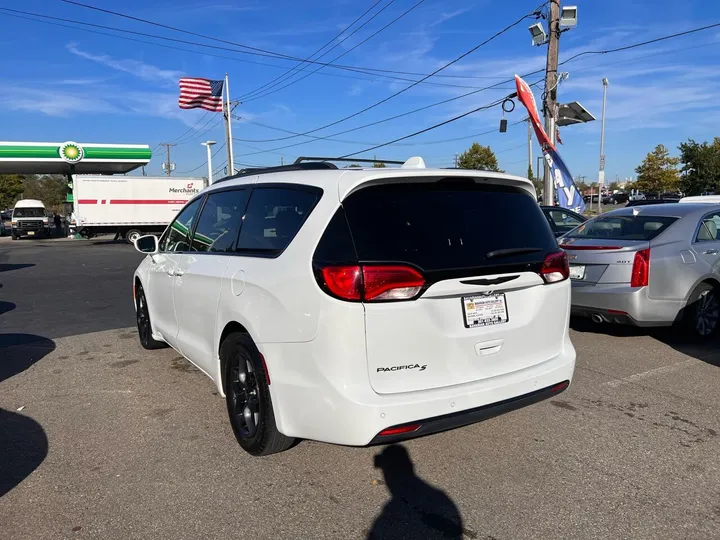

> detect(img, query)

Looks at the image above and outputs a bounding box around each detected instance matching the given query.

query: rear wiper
[485,247,543,259]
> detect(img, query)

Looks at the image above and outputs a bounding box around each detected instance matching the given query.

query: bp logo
[59,142,84,163]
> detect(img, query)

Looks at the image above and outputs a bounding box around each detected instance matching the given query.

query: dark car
[541,206,587,237]
[625,198,681,207]
[609,193,629,205]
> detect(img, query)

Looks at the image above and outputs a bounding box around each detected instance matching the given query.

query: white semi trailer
[70,175,207,243]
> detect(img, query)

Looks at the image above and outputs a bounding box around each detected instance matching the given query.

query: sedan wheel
[694,289,720,337]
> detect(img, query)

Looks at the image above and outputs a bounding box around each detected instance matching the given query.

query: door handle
[173,270,184,277]
[703,249,718,255]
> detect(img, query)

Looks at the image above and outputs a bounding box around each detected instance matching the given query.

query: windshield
[13,208,45,218]
[566,214,678,241]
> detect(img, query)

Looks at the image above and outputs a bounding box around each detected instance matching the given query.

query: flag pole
[223,73,235,175]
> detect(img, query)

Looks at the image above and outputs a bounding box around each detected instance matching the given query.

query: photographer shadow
[368,445,464,540]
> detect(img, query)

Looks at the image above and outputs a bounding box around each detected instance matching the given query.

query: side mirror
[135,235,159,254]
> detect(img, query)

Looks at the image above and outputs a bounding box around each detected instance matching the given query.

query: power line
[243,4,544,140]
[0,9,497,93]
[240,0,391,101]
[339,96,511,158]
[175,141,226,174]
[50,2,507,80]
[243,0,425,103]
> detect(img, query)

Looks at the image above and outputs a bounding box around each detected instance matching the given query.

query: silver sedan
[559,203,720,338]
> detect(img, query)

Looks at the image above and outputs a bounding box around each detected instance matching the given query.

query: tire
[222,332,295,456]
[135,283,167,350]
[683,283,720,339]
[11,234,18,241]
[126,229,142,245]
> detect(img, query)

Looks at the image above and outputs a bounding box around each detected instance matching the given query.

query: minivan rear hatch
[314,179,570,395]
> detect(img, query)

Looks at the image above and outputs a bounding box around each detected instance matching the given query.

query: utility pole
[223,73,235,175]
[527,118,533,179]
[542,0,560,206]
[454,153,459,168]
[598,77,609,214]
[160,143,176,176]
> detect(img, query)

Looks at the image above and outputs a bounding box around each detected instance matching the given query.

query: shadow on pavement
[0,408,49,498]
[368,445,465,540]
[0,334,56,384]
[570,317,720,368]
[0,263,35,273]
[0,301,15,316]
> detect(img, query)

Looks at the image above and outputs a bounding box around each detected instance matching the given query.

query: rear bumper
[259,340,576,447]
[571,283,684,326]
[368,380,569,445]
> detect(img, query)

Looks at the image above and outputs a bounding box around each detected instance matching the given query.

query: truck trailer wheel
[126,229,142,245]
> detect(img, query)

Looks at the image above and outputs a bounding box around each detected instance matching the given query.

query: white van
[11,199,51,240]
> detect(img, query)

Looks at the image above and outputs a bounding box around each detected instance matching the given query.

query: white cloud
[428,7,472,28]
[0,85,121,117]
[66,43,184,84]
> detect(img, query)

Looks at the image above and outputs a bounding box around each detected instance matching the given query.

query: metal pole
[160,143,176,176]
[527,118,533,179]
[543,0,560,206]
[598,77,609,214]
[224,73,235,175]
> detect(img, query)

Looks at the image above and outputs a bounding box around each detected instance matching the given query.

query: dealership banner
[514,75,586,213]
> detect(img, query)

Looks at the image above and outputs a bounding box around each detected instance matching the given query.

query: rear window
[340,181,557,271]
[13,208,45,218]
[566,215,678,241]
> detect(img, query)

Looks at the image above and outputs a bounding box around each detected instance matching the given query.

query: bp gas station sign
[0,141,152,175]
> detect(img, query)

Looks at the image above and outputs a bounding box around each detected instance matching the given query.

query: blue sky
[2,0,720,181]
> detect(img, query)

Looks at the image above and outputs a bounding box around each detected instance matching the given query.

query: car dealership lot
[1,240,719,540]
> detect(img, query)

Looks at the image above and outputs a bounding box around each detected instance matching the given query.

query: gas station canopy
[0,141,152,175]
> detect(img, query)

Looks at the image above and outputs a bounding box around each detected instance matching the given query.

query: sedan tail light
[540,251,569,283]
[319,265,425,302]
[630,248,650,287]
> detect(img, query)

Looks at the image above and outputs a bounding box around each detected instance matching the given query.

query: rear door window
[546,209,584,235]
[695,211,720,242]
[191,189,249,253]
[567,215,678,241]
[236,186,321,255]
[341,181,557,272]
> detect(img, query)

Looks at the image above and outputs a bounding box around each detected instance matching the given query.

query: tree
[634,144,679,193]
[372,161,386,168]
[457,142,502,172]
[0,175,25,210]
[678,137,720,196]
[608,181,619,192]
[22,175,68,212]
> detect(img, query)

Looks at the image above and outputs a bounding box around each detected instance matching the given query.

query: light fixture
[528,22,548,46]
[560,6,578,28]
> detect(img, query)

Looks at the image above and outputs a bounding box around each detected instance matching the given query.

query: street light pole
[599,77,609,213]
[201,141,217,185]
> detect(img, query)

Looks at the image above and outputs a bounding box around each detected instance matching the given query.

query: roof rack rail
[213,161,338,184]
[294,156,405,166]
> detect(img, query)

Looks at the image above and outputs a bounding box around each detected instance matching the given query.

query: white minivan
[11,199,51,240]
[133,158,576,455]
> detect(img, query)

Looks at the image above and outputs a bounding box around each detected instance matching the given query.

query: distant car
[541,206,587,237]
[629,193,646,201]
[559,203,720,338]
[609,193,629,205]
[626,198,680,207]
[0,219,5,236]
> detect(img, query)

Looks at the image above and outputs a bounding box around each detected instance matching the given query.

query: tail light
[631,248,650,287]
[319,265,425,302]
[377,424,421,437]
[540,251,569,283]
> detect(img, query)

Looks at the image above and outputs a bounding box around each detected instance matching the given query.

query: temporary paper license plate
[462,294,509,328]
[569,265,586,280]
[27,231,35,236]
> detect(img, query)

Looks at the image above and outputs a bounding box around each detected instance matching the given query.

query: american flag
[178,77,224,112]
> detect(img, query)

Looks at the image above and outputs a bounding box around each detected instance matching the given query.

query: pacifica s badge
[376,364,427,373]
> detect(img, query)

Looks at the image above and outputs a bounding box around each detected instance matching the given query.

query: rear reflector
[377,424,422,437]
[319,265,424,302]
[630,248,650,287]
[607,309,627,315]
[551,381,570,393]
[559,244,623,250]
[540,251,569,283]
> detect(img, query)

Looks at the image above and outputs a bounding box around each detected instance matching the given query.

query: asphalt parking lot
[1,238,719,540]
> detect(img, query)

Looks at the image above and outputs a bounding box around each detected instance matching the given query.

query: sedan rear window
[566,215,678,241]
[341,181,557,272]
